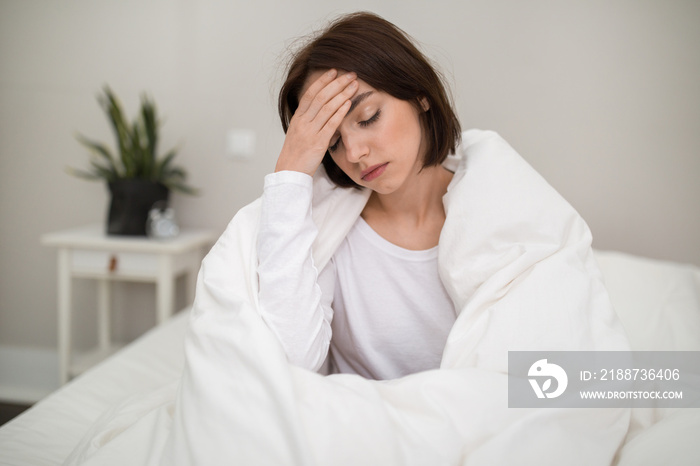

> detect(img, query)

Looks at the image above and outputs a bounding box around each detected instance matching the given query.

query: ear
[419,96,430,112]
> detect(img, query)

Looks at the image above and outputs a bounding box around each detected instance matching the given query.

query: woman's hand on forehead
[275,69,358,177]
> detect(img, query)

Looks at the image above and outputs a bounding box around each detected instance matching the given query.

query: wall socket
[226,129,256,160]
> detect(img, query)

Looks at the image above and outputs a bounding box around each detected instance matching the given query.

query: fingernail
[347,72,357,80]
[327,69,337,77]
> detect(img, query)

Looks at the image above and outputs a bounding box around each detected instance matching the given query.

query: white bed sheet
[0,251,698,465]
[0,310,188,466]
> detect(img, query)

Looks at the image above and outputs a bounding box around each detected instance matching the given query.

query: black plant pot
[107,180,170,236]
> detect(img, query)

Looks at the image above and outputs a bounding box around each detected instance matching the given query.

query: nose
[343,133,368,163]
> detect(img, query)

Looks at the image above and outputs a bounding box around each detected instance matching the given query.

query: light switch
[226,129,256,160]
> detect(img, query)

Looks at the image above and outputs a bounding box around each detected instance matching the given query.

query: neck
[365,164,453,225]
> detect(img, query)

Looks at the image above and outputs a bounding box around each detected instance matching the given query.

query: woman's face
[304,71,427,195]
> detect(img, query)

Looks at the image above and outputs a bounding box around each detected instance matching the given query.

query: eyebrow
[348,91,373,115]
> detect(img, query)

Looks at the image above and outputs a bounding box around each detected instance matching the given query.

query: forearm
[257,170,334,371]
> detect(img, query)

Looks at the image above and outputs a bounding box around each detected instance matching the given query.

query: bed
[0,249,698,465]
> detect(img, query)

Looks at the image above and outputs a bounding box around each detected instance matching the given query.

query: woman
[257,12,464,379]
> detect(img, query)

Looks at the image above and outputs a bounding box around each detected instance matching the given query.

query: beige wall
[1,0,699,350]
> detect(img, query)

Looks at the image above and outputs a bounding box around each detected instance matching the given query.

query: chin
[362,179,401,195]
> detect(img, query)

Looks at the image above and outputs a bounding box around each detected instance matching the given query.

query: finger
[313,80,358,133]
[302,72,357,120]
[307,72,357,118]
[320,99,352,143]
[296,69,337,114]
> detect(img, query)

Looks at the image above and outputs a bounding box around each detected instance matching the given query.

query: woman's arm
[257,170,335,371]
[255,69,356,371]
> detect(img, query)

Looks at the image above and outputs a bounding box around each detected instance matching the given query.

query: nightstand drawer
[71,250,158,278]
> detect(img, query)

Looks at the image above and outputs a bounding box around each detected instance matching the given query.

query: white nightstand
[42,225,217,385]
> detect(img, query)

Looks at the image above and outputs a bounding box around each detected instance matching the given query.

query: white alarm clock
[146,205,180,239]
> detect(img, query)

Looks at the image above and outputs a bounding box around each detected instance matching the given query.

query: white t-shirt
[328,216,456,379]
[257,171,456,380]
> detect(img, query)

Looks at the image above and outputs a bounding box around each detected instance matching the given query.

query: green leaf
[130,119,145,177]
[75,134,121,176]
[164,166,187,179]
[89,160,118,181]
[140,93,158,161]
[100,86,133,175]
[153,148,178,179]
[65,166,103,181]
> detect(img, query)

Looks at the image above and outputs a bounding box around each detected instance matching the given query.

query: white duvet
[65,130,631,466]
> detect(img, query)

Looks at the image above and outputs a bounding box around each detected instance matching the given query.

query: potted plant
[69,86,196,236]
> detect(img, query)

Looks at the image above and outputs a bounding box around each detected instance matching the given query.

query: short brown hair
[278,12,461,188]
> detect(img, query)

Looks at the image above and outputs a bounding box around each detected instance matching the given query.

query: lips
[361,163,388,181]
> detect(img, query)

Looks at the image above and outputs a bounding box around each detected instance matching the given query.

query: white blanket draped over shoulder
[66,129,631,466]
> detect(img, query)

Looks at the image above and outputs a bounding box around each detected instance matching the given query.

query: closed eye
[329,138,340,153]
[329,110,381,153]
[359,109,381,128]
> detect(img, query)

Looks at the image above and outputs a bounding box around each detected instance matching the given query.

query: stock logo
[528,359,568,399]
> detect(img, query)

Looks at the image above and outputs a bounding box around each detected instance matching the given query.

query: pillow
[594,250,700,351]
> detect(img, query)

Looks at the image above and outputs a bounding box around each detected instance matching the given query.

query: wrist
[274,157,316,177]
